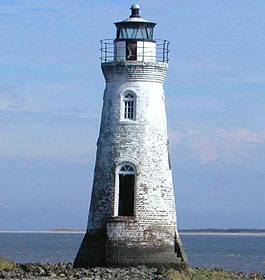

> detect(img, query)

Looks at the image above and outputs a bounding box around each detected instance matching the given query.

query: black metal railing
[100,39,170,63]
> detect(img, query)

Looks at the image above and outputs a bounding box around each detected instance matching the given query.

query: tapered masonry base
[74,221,188,268]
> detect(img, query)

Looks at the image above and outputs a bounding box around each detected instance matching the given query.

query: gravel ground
[0,262,264,279]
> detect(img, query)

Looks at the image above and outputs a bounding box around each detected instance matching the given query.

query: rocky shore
[0,262,264,280]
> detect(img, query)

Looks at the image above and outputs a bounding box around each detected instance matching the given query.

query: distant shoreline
[180,232,265,236]
[0,231,86,234]
[0,230,265,236]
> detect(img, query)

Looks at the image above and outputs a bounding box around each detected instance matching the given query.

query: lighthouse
[74,4,187,268]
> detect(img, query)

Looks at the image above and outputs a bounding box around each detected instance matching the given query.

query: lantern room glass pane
[116,25,154,40]
[139,27,148,39]
[147,27,153,40]
[126,27,137,38]
[119,28,127,39]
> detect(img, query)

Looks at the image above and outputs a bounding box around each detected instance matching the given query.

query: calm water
[0,233,264,273]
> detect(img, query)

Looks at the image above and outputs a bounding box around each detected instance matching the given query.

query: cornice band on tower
[101,62,168,83]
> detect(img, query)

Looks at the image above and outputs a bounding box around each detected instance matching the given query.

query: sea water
[181,233,265,273]
[0,233,264,273]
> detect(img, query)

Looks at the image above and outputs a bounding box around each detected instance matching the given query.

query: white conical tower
[74,4,187,268]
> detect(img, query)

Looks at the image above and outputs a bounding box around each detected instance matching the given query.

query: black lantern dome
[115,4,156,42]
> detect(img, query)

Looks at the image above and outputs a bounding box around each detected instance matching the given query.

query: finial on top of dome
[130,4,141,18]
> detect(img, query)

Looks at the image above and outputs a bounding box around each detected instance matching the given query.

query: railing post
[166,42,169,63]
[163,40,166,62]
[105,42,107,62]
[100,41,102,63]
[142,40,144,62]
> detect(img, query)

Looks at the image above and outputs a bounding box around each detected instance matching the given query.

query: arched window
[116,163,136,216]
[123,92,136,120]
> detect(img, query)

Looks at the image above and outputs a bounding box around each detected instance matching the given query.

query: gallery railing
[100,39,170,63]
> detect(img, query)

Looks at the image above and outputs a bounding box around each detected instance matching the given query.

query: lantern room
[115,5,155,41]
[100,4,170,63]
[114,4,157,62]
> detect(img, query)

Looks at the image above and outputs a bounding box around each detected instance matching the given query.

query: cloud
[169,126,265,165]
[0,129,97,161]
[170,133,218,163]
[217,128,265,143]
[0,85,24,110]
[0,1,59,15]
[0,81,101,161]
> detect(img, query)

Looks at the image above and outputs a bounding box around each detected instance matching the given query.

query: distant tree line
[179,228,265,233]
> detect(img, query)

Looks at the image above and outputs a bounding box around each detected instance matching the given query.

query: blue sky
[0,0,264,230]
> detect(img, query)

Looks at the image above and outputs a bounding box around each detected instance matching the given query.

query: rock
[37,267,46,276]
[1,262,264,280]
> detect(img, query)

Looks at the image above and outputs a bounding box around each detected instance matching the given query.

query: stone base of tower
[74,219,188,269]
[104,246,187,269]
[73,230,106,268]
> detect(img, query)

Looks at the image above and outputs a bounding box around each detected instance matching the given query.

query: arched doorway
[117,163,136,216]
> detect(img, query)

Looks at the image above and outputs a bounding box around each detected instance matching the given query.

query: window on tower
[123,92,136,120]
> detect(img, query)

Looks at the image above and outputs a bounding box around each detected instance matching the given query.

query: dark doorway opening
[118,174,135,216]
[126,41,137,60]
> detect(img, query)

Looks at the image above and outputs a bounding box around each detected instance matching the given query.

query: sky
[0,0,264,230]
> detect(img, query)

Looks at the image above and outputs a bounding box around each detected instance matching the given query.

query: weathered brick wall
[75,61,187,267]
